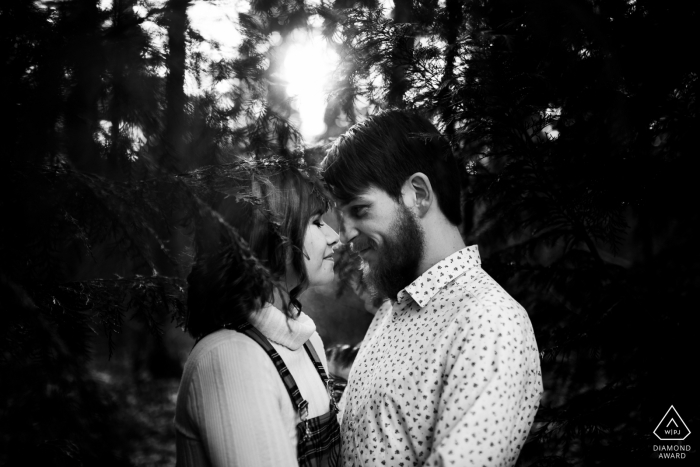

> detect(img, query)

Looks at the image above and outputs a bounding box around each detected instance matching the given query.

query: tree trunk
[162,0,190,172]
[106,0,143,180]
[387,0,414,108]
[64,0,103,173]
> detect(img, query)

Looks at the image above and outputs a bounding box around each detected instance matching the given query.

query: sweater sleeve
[186,338,299,467]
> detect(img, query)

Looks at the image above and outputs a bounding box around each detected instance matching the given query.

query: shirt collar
[398,245,481,308]
[247,303,316,351]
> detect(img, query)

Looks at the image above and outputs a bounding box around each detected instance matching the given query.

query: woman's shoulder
[175,328,290,435]
[195,328,258,349]
[183,329,273,377]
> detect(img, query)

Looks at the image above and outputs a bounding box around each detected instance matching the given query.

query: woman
[175,161,340,467]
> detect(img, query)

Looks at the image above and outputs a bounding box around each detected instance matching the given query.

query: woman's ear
[401,172,433,218]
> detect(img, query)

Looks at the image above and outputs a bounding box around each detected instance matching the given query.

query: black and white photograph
[1,0,696,466]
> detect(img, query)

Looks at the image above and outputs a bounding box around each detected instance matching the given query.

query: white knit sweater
[174,305,331,467]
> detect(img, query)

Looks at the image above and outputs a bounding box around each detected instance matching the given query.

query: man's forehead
[335,186,383,209]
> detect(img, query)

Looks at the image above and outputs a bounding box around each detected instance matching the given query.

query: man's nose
[324,224,339,247]
[337,213,358,245]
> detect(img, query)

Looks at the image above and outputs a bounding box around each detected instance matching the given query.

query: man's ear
[401,173,433,218]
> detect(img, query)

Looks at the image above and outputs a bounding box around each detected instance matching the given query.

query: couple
[174,110,543,467]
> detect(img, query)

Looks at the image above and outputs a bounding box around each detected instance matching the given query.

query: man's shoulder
[453,265,522,306]
[434,266,533,336]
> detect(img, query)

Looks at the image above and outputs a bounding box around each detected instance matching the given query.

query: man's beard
[361,203,425,302]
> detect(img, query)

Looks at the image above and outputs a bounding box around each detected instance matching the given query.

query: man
[321,110,543,467]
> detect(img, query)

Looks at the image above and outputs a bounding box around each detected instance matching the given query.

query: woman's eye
[313,219,325,227]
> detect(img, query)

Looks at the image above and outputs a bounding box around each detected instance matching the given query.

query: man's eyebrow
[339,197,371,209]
[351,194,375,203]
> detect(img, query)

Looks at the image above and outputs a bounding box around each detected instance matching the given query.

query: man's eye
[352,206,369,218]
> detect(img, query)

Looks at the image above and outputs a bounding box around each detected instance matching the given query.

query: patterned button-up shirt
[339,245,543,467]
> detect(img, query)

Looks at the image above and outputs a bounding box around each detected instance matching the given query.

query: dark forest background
[1,0,697,465]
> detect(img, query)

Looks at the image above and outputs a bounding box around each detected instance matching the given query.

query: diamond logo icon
[654,405,691,441]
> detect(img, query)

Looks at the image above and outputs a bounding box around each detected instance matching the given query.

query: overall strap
[303,341,340,414]
[232,322,310,422]
[303,341,330,386]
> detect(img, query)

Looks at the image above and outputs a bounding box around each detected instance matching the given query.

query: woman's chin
[308,272,335,289]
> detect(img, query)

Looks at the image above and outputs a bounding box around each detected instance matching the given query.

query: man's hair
[321,109,462,225]
[187,166,330,339]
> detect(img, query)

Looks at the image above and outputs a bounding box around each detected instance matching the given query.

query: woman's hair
[186,163,330,339]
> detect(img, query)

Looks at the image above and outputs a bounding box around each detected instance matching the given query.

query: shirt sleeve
[188,339,299,467]
[423,301,542,467]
